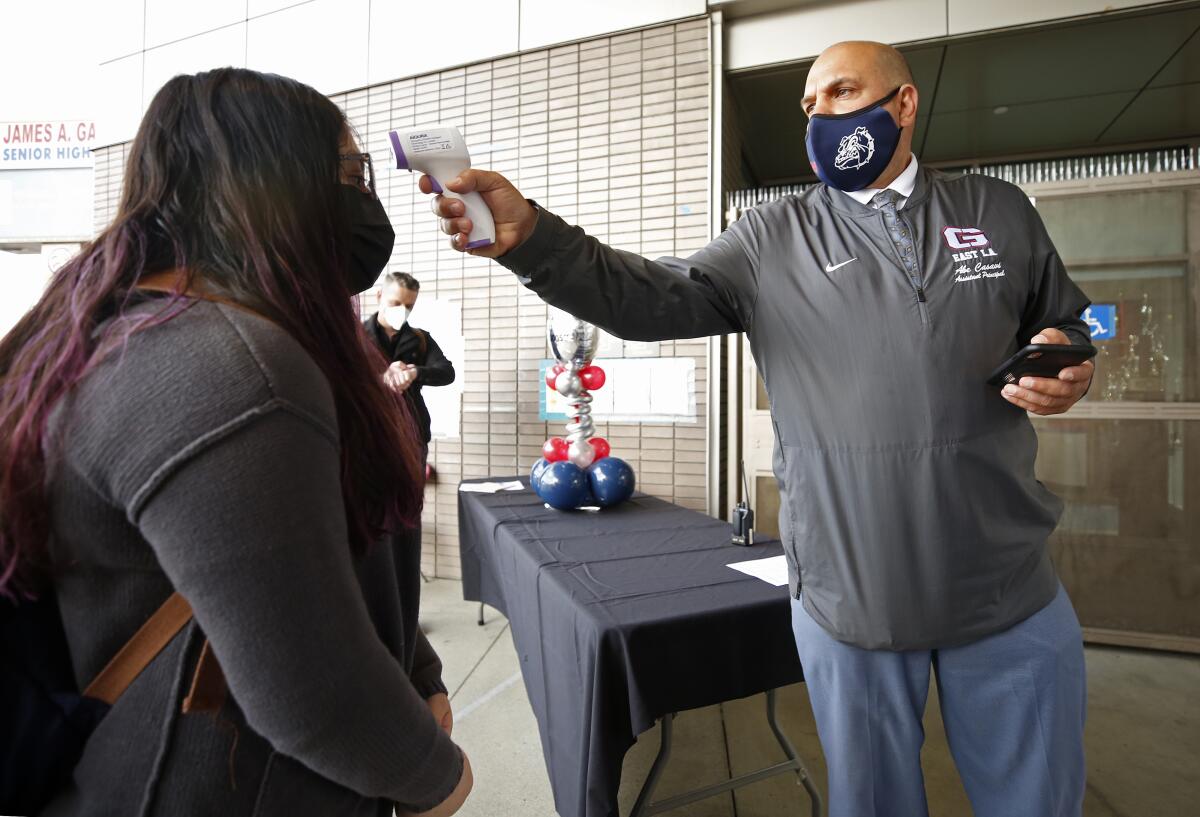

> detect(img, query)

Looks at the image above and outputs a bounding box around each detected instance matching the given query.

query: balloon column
[531,315,636,510]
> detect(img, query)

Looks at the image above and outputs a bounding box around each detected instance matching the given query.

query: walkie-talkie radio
[732,460,755,546]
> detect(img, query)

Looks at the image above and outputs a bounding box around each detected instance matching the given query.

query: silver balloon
[568,438,596,468]
[548,313,600,460]
[554,371,583,398]
[564,392,594,442]
[548,310,599,369]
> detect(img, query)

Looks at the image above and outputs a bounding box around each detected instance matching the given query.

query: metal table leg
[477,601,486,626]
[628,689,822,817]
[766,688,823,816]
[629,713,674,817]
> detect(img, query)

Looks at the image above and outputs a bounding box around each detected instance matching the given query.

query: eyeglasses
[338,152,376,197]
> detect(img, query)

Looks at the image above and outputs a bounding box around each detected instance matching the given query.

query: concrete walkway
[420,578,1199,817]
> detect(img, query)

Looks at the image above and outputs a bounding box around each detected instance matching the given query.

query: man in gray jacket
[426,40,1093,817]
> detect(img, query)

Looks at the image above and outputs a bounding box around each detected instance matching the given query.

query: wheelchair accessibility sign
[1083,304,1118,341]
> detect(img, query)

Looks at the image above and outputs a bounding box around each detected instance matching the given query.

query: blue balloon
[588,457,635,507]
[539,461,592,510]
[530,458,551,495]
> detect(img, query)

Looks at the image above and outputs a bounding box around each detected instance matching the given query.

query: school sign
[1,121,98,169]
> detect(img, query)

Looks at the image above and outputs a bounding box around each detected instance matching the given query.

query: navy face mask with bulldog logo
[805,87,903,192]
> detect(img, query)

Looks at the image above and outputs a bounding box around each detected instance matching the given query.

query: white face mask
[383,305,411,329]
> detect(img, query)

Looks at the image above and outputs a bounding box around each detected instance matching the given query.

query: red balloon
[589,437,611,460]
[580,365,606,391]
[543,437,569,462]
[544,364,564,389]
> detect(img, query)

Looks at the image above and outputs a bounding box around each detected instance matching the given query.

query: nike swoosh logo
[825,257,858,272]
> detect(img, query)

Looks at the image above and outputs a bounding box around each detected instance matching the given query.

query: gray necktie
[872,188,917,280]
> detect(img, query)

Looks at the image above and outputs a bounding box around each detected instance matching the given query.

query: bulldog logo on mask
[834,127,875,171]
[805,87,903,192]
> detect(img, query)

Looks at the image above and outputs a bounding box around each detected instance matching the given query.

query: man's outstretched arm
[422,170,762,341]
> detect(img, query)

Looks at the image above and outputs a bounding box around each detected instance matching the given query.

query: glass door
[1031,184,1200,652]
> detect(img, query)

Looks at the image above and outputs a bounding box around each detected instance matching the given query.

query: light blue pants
[790,585,1087,817]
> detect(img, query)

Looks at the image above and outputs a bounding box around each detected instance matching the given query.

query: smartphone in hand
[987,344,1096,387]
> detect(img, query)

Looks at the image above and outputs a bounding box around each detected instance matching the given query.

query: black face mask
[339,184,395,294]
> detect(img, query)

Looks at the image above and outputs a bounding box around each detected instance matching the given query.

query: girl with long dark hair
[0,68,471,816]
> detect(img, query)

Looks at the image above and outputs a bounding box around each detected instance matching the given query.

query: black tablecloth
[458,478,803,817]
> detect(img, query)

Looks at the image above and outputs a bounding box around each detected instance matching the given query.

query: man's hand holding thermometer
[389,126,536,257]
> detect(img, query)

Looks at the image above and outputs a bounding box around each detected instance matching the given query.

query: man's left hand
[1000,327,1094,416]
[426,692,453,736]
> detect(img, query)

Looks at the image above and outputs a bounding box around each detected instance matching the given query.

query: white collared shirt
[843,154,919,210]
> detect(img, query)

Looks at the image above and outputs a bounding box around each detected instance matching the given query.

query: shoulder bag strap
[83,592,193,705]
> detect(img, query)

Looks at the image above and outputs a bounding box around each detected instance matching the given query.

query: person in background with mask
[366,272,456,457]
[0,68,470,817]
[424,41,1094,817]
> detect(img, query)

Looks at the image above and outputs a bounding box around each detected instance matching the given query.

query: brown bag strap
[411,326,429,361]
[83,592,193,705]
[135,269,276,325]
[182,638,227,714]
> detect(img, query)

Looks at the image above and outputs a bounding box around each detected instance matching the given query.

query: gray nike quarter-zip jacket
[498,165,1092,650]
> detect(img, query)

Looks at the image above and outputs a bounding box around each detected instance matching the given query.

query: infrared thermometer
[388,126,496,250]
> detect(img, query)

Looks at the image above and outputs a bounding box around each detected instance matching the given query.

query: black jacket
[365,313,455,443]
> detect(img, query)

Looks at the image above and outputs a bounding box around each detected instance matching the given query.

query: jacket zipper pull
[916,286,927,303]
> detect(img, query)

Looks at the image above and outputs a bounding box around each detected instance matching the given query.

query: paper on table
[726,554,789,586]
[459,481,525,494]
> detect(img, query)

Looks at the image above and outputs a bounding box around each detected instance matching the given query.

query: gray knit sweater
[40,297,462,816]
